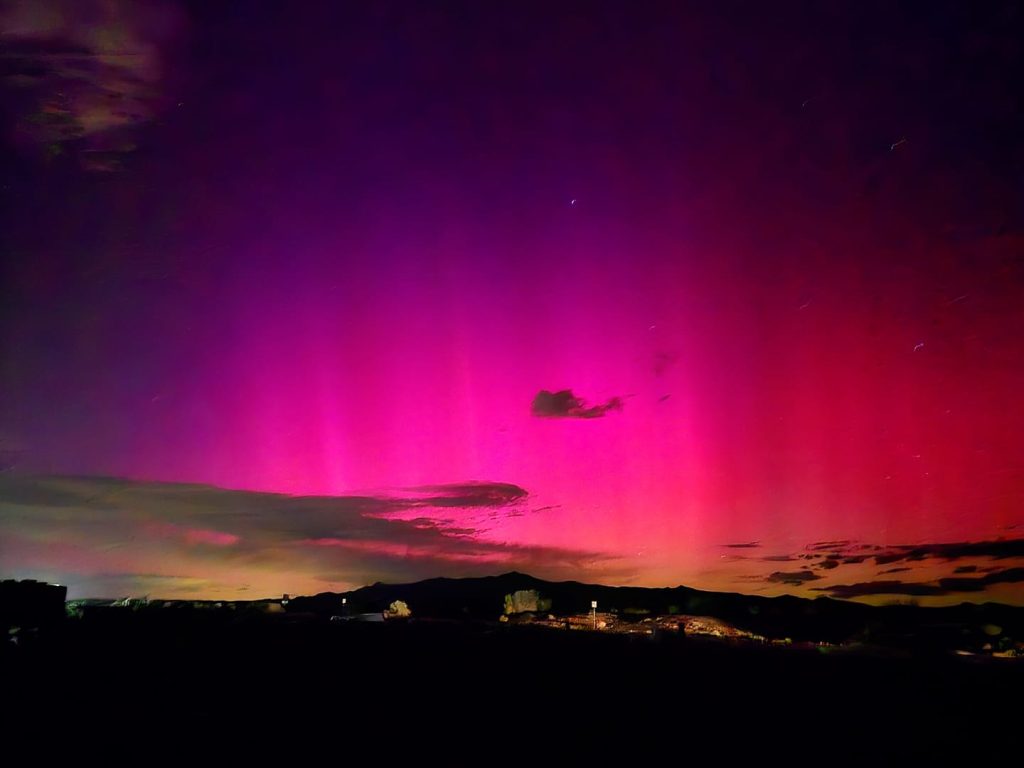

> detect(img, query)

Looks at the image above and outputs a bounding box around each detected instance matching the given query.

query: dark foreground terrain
[4,609,1022,762]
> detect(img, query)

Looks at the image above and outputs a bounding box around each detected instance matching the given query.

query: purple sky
[2,1,1024,602]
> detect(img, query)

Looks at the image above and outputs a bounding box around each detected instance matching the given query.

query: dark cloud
[875,539,1024,564]
[732,535,1024,600]
[815,581,948,599]
[0,474,617,598]
[875,552,913,565]
[531,390,623,419]
[722,542,761,549]
[938,568,1024,592]
[807,540,852,551]
[402,482,528,508]
[794,538,1024,572]
[816,568,1024,599]
[988,567,1024,584]
[766,570,822,585]
[531,505,561,514]
[801,538,1024,567]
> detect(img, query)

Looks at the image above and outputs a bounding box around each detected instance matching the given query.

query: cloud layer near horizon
[0,474,617,599]
[4,472,1023,604]
[722,538,1024,601]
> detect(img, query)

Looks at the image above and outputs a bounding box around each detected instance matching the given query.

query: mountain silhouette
[288,571,1024,649]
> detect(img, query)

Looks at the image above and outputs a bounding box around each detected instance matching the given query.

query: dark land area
[3,574,1023,760]
[295,571,1024,652]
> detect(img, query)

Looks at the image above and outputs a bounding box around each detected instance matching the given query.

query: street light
[591,600,598,630]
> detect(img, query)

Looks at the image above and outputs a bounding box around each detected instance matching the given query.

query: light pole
[591,600,597,630]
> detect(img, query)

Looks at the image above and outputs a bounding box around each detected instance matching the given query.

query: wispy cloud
[0,474,618,598]
[531,389,623,419]
[765,569,821,585]
[746,537,1024,601]
[815,568,1024,599]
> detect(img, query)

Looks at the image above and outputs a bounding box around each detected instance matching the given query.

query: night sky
[2,0,1024,603]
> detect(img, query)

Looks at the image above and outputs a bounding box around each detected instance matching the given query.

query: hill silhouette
[289,571,1024,651]
[4,573,1023,760]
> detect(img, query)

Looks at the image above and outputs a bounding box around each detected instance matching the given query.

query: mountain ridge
[288,571,1024,649]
